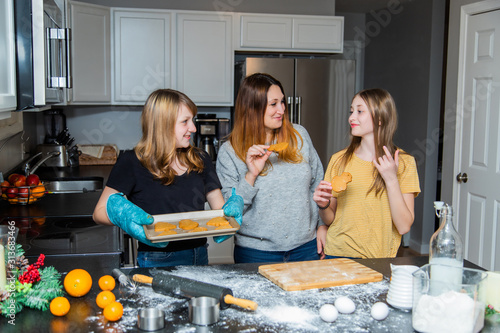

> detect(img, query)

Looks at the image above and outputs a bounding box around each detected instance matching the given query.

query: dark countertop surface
[1,165,113,219]
[0,257,497,333]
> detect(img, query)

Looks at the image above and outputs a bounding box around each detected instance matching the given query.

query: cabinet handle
[46,28,72,88]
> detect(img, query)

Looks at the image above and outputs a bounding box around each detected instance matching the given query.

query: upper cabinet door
[237,14,344,53]
[69,1,111,104]
[240,14,292,49]
[0,0,17,116]
[176,12,233,106]
[113,10,172,104]
[293,17,343,52]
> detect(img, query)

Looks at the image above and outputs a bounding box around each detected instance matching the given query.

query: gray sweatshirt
[216,124,324,251]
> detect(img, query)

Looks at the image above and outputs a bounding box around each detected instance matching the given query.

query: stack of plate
[386,264,419,310]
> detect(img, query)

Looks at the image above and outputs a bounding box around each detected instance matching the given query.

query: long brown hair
[230,73,302,172]
[335,88,407,196]
[135,89,203,185]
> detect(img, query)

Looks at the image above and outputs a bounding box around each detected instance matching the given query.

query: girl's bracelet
[318,198,330,210]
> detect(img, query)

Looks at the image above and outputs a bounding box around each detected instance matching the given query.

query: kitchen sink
[44,177,104,194]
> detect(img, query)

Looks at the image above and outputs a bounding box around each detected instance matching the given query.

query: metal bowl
[189,296,220,326]
[137,308,165,331]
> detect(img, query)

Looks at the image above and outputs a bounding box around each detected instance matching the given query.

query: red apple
[26,174,40,187]
[7,173,22,185]
[18,187,29,198]
[6,187,18,198]
[13,175,26,187]
[1,180,9,193]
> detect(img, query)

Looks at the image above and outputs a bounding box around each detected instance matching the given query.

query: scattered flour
[86,265,413,332]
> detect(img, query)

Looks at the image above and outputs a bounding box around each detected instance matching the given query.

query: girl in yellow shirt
[313,88,420,259]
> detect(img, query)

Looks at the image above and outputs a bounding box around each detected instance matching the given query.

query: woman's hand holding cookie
[313,180,333,209]
[245,144,272,186]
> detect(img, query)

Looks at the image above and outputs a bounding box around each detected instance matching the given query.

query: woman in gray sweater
[216,73,324,263]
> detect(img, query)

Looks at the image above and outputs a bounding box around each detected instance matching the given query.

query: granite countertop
[0,257,496,333]
[0,165,113,219]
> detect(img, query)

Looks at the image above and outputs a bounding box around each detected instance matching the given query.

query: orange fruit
[64,269,92,297]
[103,301,123,322]
[32,184,45,198]
[50,297,71,316]
[96,290,116,309]
[98,275,116,291]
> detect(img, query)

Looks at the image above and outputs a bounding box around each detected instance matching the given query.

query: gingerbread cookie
[157,229,177,236]
[215,225,233,230]
[268,142,289,152]
[179,219,199,230]
[154,222,176,232]
[189,226,208,233]
[331,172,352,193]
[207,216,230,227]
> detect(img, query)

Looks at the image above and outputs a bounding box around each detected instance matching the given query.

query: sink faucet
[24,151,61,175]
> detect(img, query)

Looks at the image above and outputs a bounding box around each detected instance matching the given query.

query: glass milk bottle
[428,202,464,287]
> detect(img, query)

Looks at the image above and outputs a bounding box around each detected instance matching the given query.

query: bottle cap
[433,201,444,210]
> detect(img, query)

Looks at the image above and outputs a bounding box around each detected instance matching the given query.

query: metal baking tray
[144,210,239,243]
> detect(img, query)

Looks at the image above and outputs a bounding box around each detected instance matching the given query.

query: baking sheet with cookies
[144,209,240,243]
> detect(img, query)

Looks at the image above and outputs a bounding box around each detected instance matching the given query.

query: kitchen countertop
[0,257,497,332]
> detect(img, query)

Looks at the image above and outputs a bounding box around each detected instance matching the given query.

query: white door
[454,7,500,271]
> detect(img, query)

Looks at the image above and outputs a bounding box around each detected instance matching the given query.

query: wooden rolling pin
[133,273,258,311]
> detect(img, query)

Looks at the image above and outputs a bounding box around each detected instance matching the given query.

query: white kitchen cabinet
[113,9,172,104]
[68,1,111,104]
[176,12,232,106]
[239,15,292,49]
[237,13,344,53]
[0,0,17,117]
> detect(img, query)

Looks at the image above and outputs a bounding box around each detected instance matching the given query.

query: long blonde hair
[230,73,303,172]
[335,88,408,196]
[135,89,203,185]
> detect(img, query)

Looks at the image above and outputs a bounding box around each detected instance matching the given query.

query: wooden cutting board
[258,258,383,291]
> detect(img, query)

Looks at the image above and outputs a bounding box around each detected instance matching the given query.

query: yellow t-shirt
[324,149,421,258]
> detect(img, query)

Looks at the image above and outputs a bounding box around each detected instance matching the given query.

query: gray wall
[362,0,446,253]
[77,0,336,15]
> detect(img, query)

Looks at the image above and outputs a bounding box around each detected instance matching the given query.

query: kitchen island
[0,257,497,332]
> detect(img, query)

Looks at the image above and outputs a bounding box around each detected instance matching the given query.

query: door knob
[456,172,468,183]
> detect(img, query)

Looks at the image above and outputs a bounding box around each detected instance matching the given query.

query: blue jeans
[324,255,359,260]
[234,238,320,264]
[137,245,208,267]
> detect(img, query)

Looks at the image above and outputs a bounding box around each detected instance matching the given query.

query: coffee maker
[194,114,230,162]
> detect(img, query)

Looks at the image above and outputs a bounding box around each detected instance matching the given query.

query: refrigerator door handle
[295,96,302,124]
[287,96,294,123]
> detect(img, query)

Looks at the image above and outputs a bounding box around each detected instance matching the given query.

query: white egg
[371,302,389,321]
[319,304,339,322]
[334,296,356,314]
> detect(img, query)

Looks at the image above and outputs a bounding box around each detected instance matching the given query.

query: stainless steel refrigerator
[237,57,356,168]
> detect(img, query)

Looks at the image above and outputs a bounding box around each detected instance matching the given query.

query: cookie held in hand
[268,142,289,152]
[331,172,352,193]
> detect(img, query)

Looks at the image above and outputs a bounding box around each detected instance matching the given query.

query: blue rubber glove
[106,193,169,248]
[214,188,243,243]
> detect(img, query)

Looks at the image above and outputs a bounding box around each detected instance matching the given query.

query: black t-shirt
[106,150,221,252]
